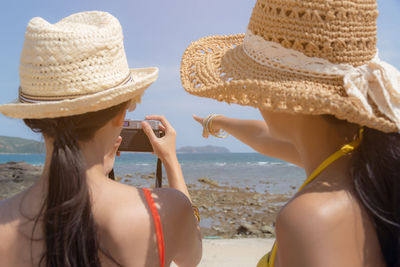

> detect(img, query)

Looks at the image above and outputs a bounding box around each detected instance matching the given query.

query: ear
[112,108,127,127]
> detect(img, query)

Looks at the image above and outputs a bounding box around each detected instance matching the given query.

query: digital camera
[118,120,164,152]
[110,119,164,187]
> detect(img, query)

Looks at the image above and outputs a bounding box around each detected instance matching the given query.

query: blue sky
[0,0,399,152]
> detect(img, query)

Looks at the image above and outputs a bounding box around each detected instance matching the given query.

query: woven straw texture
[0,11,158,119]
[180,0,397,133]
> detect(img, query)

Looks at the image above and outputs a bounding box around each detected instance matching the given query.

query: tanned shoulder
[275,189,367,267]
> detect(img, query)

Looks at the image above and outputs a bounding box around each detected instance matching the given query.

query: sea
[0,152,306,195]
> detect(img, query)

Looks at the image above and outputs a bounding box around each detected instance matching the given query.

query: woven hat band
[243,29,400,130]
[19,75,134,103]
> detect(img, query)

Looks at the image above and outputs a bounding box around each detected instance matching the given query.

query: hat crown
[247,0,378,66]
[20,11,130,99]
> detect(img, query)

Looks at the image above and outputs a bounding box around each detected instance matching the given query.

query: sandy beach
[192,238,274,267]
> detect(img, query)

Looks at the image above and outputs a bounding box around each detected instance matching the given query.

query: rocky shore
[0,162,292,238]
[0,162,42,199]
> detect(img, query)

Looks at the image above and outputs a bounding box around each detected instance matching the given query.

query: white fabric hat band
[243,29,400,130]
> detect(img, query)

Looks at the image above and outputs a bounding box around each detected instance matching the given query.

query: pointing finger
[193,114,204,125]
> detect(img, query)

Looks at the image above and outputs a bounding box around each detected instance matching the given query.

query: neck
[34,133,109,197]
[291,116,357,177]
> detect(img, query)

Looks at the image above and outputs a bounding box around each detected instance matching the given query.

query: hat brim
[180,34,397,133]
[0,67,158,119]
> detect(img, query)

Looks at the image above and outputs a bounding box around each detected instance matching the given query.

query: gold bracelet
[192,205,200,223]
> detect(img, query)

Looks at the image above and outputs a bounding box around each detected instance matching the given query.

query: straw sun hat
[0,11,158,119]
[180,0,400,133]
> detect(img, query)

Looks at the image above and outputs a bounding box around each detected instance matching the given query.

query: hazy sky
[0,0,399,152]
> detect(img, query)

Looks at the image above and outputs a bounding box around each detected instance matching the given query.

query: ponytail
[44,118,99,266]
[351,127,400,267]
[24,101,128,266]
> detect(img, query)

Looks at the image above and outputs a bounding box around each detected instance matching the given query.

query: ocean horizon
[0,152,305,194]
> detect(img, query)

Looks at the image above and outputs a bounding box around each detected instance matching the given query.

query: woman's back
[0,172,200,267]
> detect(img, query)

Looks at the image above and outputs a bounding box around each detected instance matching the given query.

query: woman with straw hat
[181,0,400,266]
[0,11,201,267]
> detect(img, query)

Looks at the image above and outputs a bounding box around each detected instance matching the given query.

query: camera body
[118,120,163,152]
[112,119,164,187]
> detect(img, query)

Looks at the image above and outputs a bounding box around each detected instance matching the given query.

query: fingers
[115,136,122,146]
[141,121,158,143]
[159,124,166,133]
[114,136,122,154]
[144,115,176,138]
[202,128,209,138]
[193,114,209,138]
[193,114,203,124]
[145,115,172,130]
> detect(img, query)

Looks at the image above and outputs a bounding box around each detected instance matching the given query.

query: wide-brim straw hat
[180,0,400,133]
[0,11,158,119]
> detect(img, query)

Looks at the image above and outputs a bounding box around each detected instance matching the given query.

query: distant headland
[0,136,44,154]
[0,135,230,154]
[177,145,230,153]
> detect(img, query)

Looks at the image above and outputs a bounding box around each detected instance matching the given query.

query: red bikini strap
[142,188,165,267]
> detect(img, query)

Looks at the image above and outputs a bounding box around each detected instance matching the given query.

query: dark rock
[0,162,42,200]
[261,225,275,235]
[198,177,219,187]
[237,222,261,235]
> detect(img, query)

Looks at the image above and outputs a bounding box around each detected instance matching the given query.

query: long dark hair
[24,102,127,267]
[351,127,400,266]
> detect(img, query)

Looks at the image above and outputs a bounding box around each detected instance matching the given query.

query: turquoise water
[0,153,45,165]
[0,152,305,194]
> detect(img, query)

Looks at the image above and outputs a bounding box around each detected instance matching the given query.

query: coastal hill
[0,135,231,154]
[0,136,44,153]
[177,145,230,153]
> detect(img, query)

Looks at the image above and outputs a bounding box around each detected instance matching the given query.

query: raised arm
[142,115,191,201]
[193,114,302,166]
[142,115,202,266]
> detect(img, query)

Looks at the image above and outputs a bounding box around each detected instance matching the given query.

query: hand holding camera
[112,115,190,199]
[141,115,177,163]
[142,115,191,200]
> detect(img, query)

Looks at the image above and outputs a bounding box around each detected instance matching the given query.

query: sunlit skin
[0,109,201,267]
[194,110,385,267]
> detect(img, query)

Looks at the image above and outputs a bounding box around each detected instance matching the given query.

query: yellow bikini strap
[267,128,364,267]
[298,128,364,191]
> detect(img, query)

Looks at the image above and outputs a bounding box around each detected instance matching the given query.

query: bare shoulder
[0,195,25,265]
[93,182,200,266]
[90,181,151,266]
[96,182,193,230]
[278,187,357,231]
[275,188,384,267]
